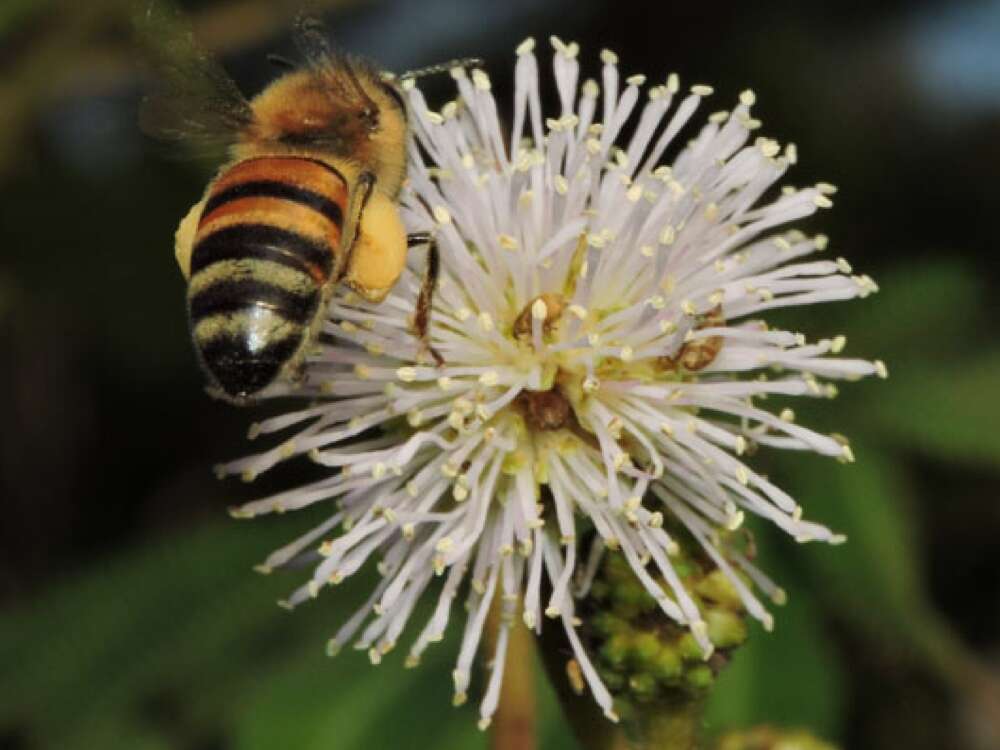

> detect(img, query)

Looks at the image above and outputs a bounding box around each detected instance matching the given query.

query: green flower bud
[580,528,755,713]
[706,608,749,649]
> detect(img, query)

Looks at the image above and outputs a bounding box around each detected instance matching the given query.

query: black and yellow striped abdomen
[188,156,348,400]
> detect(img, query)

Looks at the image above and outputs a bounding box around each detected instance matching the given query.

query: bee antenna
[342,61,380,122]
[398,57,485,82]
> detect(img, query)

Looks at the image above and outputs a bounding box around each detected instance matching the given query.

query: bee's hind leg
[408,232,443,366]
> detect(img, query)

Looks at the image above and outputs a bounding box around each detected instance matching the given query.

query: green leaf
[788,260,981,361]
[0,515,583,749]
[861,352,1000,467]
[704,543,845,740]
[775,442,968,681]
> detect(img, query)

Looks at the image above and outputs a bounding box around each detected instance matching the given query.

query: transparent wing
[292,13,379,115]
[134,1,255,153]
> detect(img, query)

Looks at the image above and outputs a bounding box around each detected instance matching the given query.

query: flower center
[517,388,572,431]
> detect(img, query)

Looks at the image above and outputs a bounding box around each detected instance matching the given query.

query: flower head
[220,37,885,725]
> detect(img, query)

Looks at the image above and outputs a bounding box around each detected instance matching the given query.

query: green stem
[639,696,705,750]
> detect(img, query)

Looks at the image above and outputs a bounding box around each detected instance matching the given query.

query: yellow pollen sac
[513,292,567,342]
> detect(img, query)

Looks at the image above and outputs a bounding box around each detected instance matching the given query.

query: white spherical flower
[220,37,885,725]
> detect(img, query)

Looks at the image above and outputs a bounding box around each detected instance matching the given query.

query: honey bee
[139,8,473,402]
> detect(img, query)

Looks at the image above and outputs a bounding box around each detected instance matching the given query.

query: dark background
[2,1,999,748]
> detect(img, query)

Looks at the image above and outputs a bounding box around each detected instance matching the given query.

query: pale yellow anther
[659,225,676,245]
[471,69,491,91]
[813,194,834,209]
[568,304,588,320]
[726,510,745,531]
[435,537,454,553]
[691,84,714,96]
[814,233,829,250]
[626,73,646,87]
[740,88,757,106]
[397,366,417,382]
[600,48,618,65]
[736,466,750,485]
[478,312,494,332]
[479,371,499,387]
[531,298,548,320]
[516,37,535,55]
[758,138,781,158]
[433,205,452,224]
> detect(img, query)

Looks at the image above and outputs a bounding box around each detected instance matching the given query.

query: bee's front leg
[408,232,443,366]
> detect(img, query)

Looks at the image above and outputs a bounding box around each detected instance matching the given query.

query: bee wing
[134,2,255,153]
[292,14,380,114]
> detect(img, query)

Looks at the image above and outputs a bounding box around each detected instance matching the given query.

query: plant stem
[487,599,537,750]
[640,696,705,750]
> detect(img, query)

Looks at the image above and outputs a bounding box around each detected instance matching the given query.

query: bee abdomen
[186,156,348,398]
[189,277,319,324]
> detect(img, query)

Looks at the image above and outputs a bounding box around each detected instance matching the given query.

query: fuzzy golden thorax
[241,67,408,198]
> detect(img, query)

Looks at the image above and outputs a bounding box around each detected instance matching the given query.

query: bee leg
[408,232,444,366]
